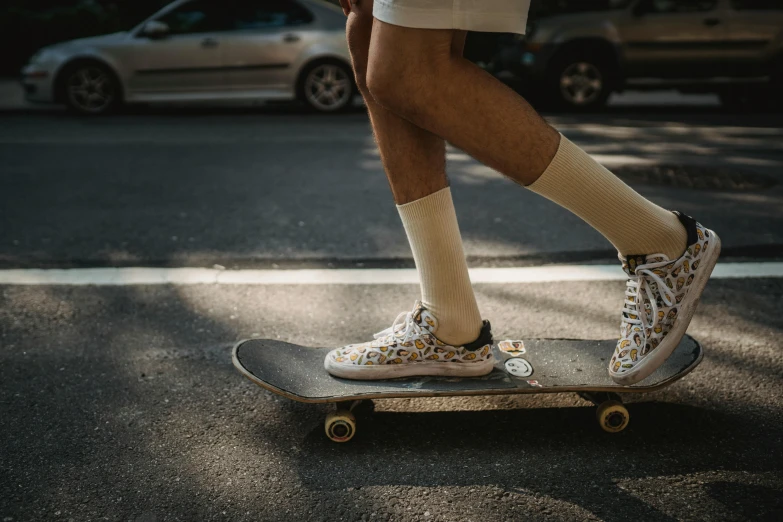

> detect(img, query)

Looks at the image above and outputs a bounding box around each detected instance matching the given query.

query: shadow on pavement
[705,481,783,522]
[290,403,780,521]
[0,286,247,520]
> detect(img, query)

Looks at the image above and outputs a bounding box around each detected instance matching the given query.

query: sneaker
[609,212,721,385]
[324,302,494,380]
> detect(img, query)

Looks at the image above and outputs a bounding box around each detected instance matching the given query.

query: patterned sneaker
[324,302,494,380]
[609,212,721,385]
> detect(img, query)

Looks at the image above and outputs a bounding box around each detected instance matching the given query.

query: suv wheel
[62,63,120,115]
[548,52,614,111]
[298,61,355,113]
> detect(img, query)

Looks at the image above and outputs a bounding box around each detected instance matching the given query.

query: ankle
[428,312,483,347]
[621,213,688,261]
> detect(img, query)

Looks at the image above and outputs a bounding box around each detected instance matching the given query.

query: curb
[0,107,64,115]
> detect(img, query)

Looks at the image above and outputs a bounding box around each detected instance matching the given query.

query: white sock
[528,134,688,260]
[397,187,482,346]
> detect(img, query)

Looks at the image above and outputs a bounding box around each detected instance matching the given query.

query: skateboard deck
[233,335,702,403]
[233,335,702,440]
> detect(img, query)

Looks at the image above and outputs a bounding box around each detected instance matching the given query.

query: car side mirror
[141,20,170,39]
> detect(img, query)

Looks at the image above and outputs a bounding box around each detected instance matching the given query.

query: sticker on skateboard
[504,356,533,377]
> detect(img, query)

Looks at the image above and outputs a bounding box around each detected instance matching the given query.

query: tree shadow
[0,285,272,520]
[705,481,783,522]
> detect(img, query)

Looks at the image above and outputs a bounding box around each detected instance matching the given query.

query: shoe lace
[622,259,676,333]
[373,310,424,344]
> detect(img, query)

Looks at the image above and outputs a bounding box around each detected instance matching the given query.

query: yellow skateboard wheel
[596,400,629,433]
[325,410,356,442]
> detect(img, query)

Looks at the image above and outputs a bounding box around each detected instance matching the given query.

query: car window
[158,0,231,35]
[232,0,314,29]
[731,0,783,9]
[640,0,718,13]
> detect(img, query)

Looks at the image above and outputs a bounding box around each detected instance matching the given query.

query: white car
[21,0,355,114]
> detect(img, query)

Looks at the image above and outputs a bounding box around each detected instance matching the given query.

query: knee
[366,51,427,116]
[346,12,373,97]
[364,56,396,109]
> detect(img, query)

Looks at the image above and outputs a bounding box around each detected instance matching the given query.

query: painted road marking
[0,262,781,286]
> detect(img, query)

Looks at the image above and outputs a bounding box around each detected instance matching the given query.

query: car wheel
[298,61,355,113]
[548,52,613,111]
[62,63,120,115]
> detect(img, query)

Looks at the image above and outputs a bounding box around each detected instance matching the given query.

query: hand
[338,0,358,16]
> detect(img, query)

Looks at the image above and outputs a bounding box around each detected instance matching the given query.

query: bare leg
[366,22,561,187]
[346,2,451,204]
[344,1,482,345]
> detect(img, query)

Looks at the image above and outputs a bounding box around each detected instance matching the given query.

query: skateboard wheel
[325,410,356,442]
[596,401,629,433]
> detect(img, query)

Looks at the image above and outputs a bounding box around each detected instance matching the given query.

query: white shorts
[373,0,531,34]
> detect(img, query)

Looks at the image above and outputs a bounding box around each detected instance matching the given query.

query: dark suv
[510,0,783,109]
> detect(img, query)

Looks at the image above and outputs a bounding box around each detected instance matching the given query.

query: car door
[618,0,730,79]
[127,0,232,96]
[723,0,783,77]
[221,0,315,93]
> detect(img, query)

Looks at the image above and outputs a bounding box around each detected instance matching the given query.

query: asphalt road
[1,108,782,268]
[1,105,782,521]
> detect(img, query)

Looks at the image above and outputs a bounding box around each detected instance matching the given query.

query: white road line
[0,262,781,286]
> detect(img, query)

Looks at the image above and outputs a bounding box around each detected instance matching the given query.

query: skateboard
[232,335,702,442]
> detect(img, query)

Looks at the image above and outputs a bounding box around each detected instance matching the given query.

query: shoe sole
[324,356,495,380]
[610,231,722,385]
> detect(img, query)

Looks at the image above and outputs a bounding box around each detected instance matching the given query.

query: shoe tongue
[411,302,438,333]
[621,253,670,275]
